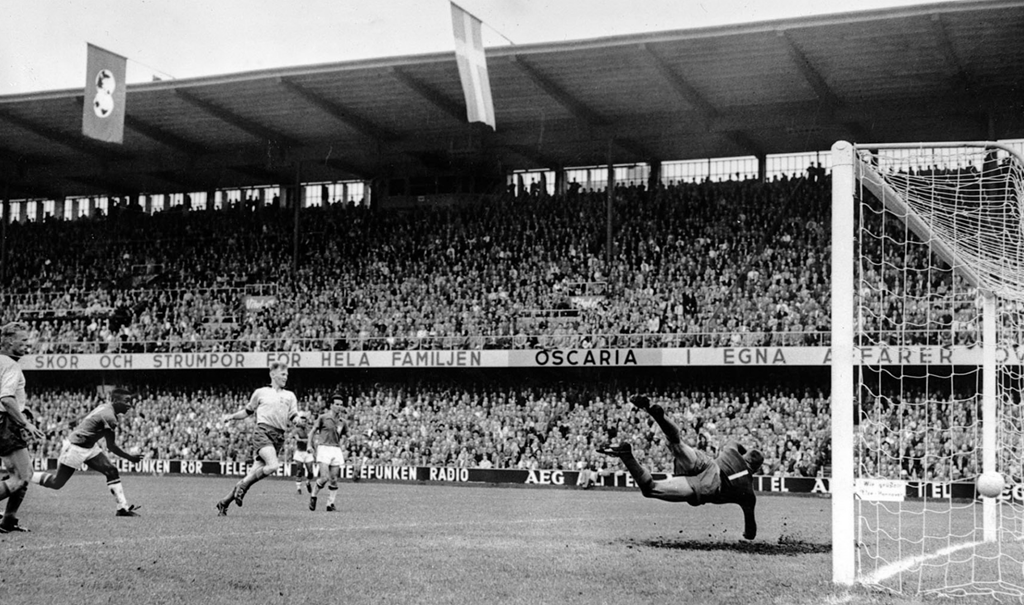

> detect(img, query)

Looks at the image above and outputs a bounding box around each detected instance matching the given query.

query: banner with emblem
[82,44,127,144]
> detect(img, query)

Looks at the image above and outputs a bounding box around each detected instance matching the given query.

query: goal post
[831,140,1024,599]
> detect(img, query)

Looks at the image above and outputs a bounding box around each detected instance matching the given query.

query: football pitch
[0,475,998,605]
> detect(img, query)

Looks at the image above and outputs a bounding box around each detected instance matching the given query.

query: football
[977,471,1005,498]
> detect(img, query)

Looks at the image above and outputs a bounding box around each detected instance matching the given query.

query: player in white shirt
[216,361,307,515]
[0,322,45,533]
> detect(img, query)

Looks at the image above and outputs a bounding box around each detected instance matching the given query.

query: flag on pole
[450,3,496,129]
[82,44,127,144]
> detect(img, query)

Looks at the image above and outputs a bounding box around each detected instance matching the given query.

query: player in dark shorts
[292,434,315,494]
[31,388,142,516]
[216,361,306,515]
[599,395,763,540]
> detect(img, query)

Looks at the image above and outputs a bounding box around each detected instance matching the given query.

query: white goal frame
[830,140,1024,587]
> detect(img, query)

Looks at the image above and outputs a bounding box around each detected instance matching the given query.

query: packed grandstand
[2,168,997,485]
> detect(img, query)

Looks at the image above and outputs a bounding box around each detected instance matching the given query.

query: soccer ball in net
[977,471,1006,498]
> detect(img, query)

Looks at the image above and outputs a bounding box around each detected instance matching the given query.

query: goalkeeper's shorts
[681,449,722,506]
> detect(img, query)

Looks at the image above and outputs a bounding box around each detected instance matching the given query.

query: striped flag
[450,3,495,129]
[82,44,127,144]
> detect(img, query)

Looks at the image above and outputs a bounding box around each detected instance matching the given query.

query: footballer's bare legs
[224,445,281,509]
[32,464,76,489]
[598,443,695,502]
[86,454,136,515]
[0,449,33,530]
[630,396,701,476]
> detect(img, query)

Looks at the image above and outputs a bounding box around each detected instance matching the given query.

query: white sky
[1,0,955,96]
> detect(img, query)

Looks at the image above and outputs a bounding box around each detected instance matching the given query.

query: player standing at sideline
[216,361,305,515]
[308,394,348,512]
[292,432,314,495]
[599,394,764,540]
[0,322,44,533]
[31,387,143,516]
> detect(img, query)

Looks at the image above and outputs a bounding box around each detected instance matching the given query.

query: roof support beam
[638,44,718,120]
[508,56,605,125]
[123,115,209,155]
[929,14,976,96]
[277,78,399,141]
[72,96,205,155]
[776,30,841,109]
[388,68,466,124]
[0,108,127,160]
[175,89,300,147]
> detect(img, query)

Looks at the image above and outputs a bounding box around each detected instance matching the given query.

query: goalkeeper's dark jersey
[704,440,757,504]
[703,440,758,539]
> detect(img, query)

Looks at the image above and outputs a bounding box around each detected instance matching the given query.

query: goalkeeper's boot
[233,484,247,508]
[216,501,229,517]
[325,504,336,512]
[597,442,632,457]
[629,395,650,411]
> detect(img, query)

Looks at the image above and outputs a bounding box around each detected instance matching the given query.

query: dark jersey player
[31,388,142,516]
[599,395,763,540]
[308,396,347,512]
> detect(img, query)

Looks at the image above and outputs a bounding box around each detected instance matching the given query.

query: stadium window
[189,191,206,210]
[661,159,710,185]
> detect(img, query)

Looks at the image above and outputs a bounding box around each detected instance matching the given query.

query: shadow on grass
[626,535,831,556]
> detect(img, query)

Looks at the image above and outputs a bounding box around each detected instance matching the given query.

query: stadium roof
[1,0,1023,199]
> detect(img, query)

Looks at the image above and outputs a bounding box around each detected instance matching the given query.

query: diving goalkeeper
[599,395,763,540]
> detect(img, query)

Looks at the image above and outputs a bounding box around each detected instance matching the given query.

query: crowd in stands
[22,377,1004,484]
[1,174,841,353]
[1,168,995,353]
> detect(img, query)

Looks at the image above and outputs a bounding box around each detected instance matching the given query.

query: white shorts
[292,450,314,464]
[316,445,345,467]
[57,439,102,468]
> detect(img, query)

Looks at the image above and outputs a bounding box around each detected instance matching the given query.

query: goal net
[831,141,1024,600]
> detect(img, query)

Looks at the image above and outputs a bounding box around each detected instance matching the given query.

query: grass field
[0,475,1010,605]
